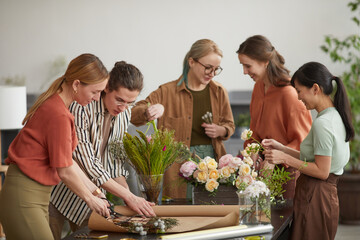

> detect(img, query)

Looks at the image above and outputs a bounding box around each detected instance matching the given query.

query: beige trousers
[49,203,91,240]
[0,164,53,240]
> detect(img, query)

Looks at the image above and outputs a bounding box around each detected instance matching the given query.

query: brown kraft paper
[88,205,240,233]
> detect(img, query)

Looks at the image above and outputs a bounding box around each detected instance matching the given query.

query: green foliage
[320,0,360,172]
[235,112,251,127]
[258,166,292,204]
[0,75,26,86]
[110,120,190,176]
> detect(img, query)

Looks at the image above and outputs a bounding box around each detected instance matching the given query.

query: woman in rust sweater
[0,54,110,240]
[237,35,312,199]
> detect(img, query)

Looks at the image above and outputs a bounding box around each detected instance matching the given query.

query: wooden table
[63,199,293,240]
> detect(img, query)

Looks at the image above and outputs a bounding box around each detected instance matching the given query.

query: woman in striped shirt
[49,61,155,240]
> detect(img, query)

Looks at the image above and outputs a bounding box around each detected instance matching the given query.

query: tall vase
[237,191,271,225]
[138,174,164,204]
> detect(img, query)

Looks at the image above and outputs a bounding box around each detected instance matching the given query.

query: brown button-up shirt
[131,77,235,198]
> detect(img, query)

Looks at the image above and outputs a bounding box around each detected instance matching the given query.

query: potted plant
[320,0,360,224]
[232,112,251,138]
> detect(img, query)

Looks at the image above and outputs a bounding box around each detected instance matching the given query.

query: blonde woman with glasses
[131,39,235,199]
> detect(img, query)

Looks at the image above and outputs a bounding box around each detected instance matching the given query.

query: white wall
[0,0,357,99]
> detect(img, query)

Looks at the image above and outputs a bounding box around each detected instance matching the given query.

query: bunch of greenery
[320,0,360,172]
[258,166,292,204]
[235,112,251,127]
[110,120,190,176]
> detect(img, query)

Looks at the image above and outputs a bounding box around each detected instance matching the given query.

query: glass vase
[237,191,271,225]
[138,174,164,204]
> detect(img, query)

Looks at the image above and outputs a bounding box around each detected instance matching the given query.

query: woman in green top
[262,62,354,240]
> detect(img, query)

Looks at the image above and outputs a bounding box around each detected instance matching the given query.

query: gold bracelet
[92,188,102,196]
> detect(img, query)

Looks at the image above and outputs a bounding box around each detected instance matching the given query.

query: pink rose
[180,161,197,178]
[219,154,233,168]
[146,135,152,143]
[228,157,243,169]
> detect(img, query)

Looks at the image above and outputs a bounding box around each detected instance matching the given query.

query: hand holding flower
[201,123,227,138]
[263,149,286,165]
[145,103,164,121]
[261,138,284,151]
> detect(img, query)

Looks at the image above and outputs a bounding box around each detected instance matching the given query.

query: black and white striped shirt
[50,97,129,225]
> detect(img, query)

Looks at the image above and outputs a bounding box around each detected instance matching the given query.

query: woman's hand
[262,138,284,151]
[263,149,286,165]
[124,194,156,217]
[86,196,110,218]
[201,123,227,138]
[145,104,164,121]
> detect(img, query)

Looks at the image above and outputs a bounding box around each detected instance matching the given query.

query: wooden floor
[335,224,360,240]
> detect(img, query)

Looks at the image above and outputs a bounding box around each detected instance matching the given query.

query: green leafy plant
[235,112,251,127]
[320,0,360,173]
[110,120,190,176]
[258,166,292,204]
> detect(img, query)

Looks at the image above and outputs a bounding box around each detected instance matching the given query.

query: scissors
[101,197,144,224]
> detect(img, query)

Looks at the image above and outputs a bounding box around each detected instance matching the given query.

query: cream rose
[205,157,218,170]
[220,166,231,179]
[208,169,220,180]
[239,163,251,176]
[205,179,219,192]
[198,161,208,172]
[196,171,208,183]
[241,149,249,158]
[243,156,254,166]
[241,129,253,141]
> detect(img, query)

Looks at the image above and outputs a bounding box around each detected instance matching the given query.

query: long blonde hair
[23,53,108,124]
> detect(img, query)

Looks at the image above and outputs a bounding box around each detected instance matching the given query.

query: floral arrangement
[180,153,258,193]
[110,118,190,203]
[110,120,190,176]
[180,129,291,203]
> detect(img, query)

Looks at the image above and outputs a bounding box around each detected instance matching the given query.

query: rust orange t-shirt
[245,80,312,150]
[6,94,77,185]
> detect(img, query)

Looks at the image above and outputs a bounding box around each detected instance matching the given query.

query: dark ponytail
[291,62,354,141]
[333,76,354,141]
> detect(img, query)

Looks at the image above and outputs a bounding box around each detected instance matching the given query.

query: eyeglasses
[194,59,223,76]
[115,99,136,107]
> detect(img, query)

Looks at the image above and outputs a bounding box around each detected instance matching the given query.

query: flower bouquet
[108,120,190,235]
[180,152,258,204]
[110,120,190,203]
[179,128,291,222]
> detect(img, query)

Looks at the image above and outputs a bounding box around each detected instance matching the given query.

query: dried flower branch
[201,111,213,124]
